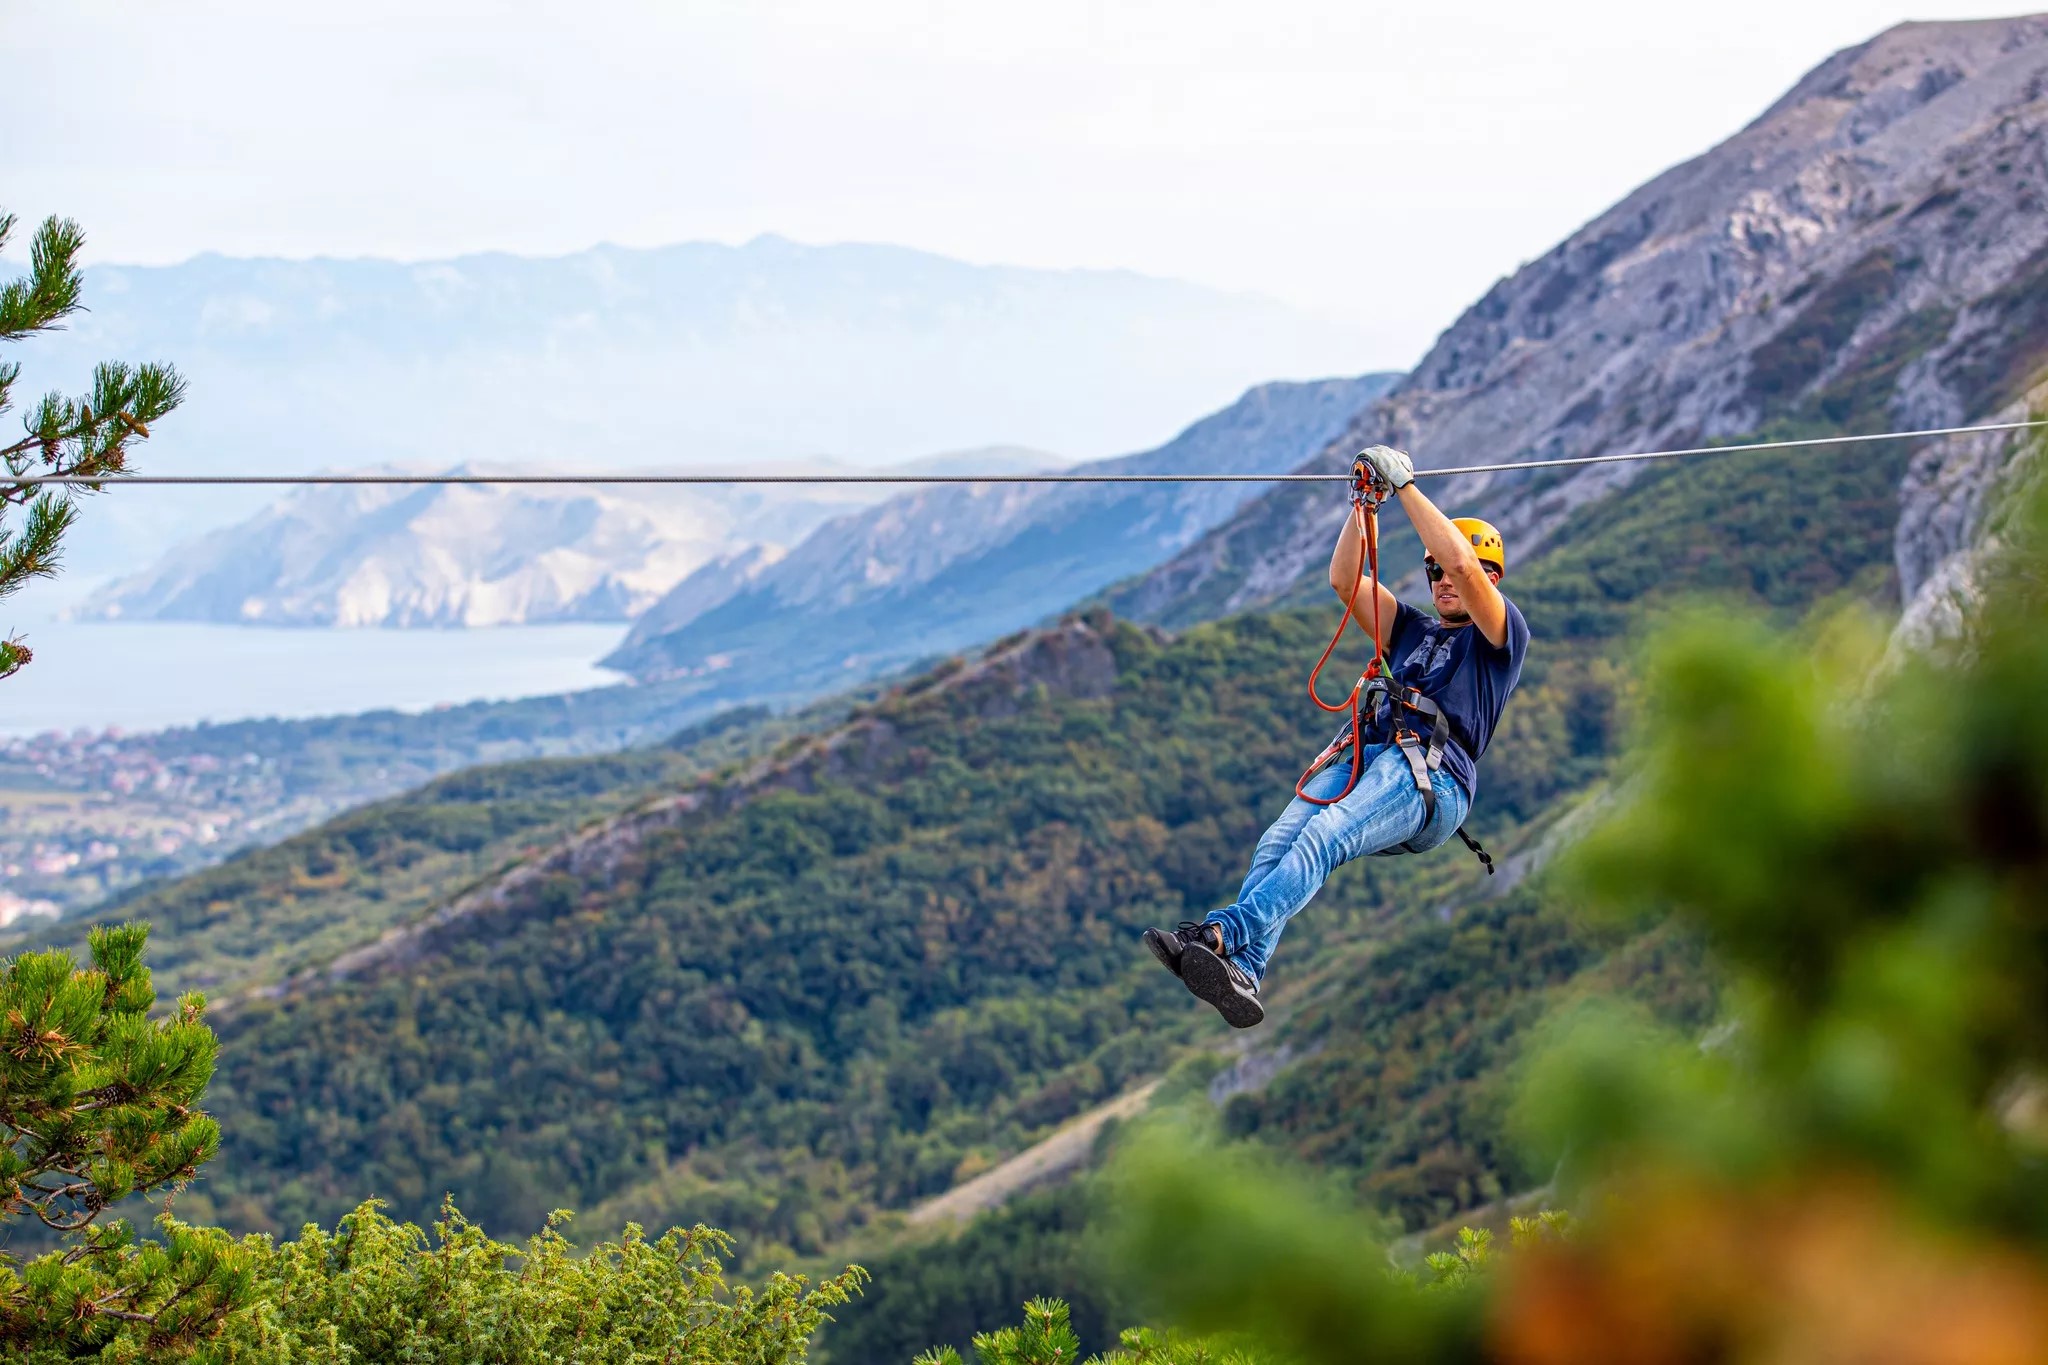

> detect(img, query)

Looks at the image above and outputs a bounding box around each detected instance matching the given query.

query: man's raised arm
[1355,445,1510,647]
[1327,504,1403,651]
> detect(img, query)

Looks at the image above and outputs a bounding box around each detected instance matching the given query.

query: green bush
[911,1298,1258,1365]
[220,1201,864,1363]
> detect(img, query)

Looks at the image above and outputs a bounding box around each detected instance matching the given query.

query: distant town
[0,727,329,923]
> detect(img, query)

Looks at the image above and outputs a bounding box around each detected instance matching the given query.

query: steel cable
[6,419,2044,488]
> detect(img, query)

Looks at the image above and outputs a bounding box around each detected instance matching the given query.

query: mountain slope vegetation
[141,405,1913,1278]
[65,701,813,998]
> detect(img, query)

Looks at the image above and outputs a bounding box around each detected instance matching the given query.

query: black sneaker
[1143,921,1223,979]
[1178,941,1265,1029]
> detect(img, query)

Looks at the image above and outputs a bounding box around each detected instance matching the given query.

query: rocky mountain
[80,448,1060,628]
[603,372,1399,679]
[1111,16,2048,627]
[24,236,1375,583]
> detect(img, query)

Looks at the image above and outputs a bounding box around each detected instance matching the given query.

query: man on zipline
[1143,444,1530,1027]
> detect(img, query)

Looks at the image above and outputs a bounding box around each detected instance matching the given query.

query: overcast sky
[2,1,2018,369]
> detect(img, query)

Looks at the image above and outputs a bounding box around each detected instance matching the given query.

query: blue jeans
[1205,742,1470,982]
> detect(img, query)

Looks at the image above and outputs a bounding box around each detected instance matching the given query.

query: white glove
[1357,444,1414,490]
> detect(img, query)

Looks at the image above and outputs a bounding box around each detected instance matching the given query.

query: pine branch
[0,491,76,600]
[0,216,84,342]
[0,212,183,681]
[1,364,186,501]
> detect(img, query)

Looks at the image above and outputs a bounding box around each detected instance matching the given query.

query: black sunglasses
[1423,560,1500,582]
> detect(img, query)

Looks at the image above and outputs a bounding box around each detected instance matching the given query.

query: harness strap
[1457,827,1496,876]
[1362,679,1495,875]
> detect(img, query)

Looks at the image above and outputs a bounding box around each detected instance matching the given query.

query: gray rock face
[1892,379,2048,655]
[604,373,1400,680]
[1117,17,2048,626]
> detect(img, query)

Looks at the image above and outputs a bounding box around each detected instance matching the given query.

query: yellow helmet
[1451,517,1506,576]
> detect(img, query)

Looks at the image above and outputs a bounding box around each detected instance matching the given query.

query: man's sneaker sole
[1142,927,1187,977]
[1178,942,1264,1029]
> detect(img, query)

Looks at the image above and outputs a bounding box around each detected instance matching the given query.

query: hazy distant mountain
[604,372,1400,681]
[82,448,1062,627]
[20,235,1375,583]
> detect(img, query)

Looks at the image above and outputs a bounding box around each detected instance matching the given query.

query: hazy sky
[2,1,2017,369]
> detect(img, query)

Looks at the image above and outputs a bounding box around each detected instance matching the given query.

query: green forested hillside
[127,416,1913,1305]
[820,434,1914,1360]
[62,702,830,998]
[0,390,1920,1365]
[185,607,1383,1253]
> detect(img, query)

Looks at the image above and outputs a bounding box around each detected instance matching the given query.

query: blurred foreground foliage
[1086,477,2048,1361]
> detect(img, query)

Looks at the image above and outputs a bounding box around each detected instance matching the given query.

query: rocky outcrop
[1116,17,2048,627]
[1892,378,2048,654]
[611,543,787,645]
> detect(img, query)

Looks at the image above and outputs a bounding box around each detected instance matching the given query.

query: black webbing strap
[1457,827,1495,875]
[1390,690,1446,832]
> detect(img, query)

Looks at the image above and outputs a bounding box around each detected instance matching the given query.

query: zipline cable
[6,419,2045,488]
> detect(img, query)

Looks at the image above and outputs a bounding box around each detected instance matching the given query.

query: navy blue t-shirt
[1347,596,1530,798]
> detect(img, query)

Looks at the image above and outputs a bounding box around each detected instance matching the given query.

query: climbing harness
[1294,458,1495,873]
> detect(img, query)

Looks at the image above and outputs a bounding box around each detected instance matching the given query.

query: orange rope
[1295,472,1387,806]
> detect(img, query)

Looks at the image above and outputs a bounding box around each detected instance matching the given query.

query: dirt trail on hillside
[907,1079,1161,1227]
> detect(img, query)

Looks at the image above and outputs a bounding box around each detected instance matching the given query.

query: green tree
[0,923,257,1360]
[1,210,184,678]
[0,922,869,1362]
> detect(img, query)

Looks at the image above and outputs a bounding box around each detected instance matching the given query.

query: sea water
[0,610,631,737]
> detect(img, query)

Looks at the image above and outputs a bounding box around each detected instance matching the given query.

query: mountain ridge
[30,231,1379,587]
[80,447,1065,628]
[1108,14,2048,627]
[603,372,1400,679]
